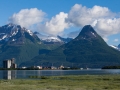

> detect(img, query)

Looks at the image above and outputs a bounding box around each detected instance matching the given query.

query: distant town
[2,58,84,70]
[3,58,120,70]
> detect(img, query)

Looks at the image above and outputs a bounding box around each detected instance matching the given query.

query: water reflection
[3,70,16,80]
[103,69,120,74]
[1,69,120,79]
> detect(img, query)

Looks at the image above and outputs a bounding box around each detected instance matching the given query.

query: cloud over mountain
[8,4,120,39]
[67,4,120,38]
[8,8,46,28]
[94,18,120,37]
[67,4,114,27]
[37,12,69,35]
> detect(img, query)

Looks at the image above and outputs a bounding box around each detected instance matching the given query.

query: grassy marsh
[0,75,120,90]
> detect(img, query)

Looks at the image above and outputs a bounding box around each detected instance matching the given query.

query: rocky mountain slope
[30,25,120,68]
[109,45,120,51]
[0,23,120,68]
[0,24,60,67]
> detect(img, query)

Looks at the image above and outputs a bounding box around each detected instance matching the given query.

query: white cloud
[67,4,120,38]
[8,8,46,28]
[67,4,114,27]
[103,37,108,42]
[8,4,120,39]
[95,18,120,37]
[114,39,119,42]
[8,8,69,36]
[37,12,69,36]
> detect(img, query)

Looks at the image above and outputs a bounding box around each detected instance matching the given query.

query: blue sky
[0,0,120,45]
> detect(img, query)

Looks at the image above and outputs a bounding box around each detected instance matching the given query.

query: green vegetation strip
[1,75,120,90]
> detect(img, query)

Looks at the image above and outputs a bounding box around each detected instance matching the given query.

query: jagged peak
[76,25,99,40]
[80,25,96,34]
[0,23,36,43]
[3,23,34,36]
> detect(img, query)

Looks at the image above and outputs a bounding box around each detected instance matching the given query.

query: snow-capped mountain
[42,36,62,42]
[109,45,120,51]
[34,32,63,44]
[31,25,120,68]
[41,36,72,44]
[0,23,40,45]
[77,25,99,40]
[57,35,73,43]
[34,32,72,44]
[0,23,72,45]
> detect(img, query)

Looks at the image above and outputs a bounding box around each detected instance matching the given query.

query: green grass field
[1,75,120,90]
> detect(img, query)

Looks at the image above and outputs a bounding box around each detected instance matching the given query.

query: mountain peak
[81,25,95,32]
[32,25,120,68]
[76,25,98,40]
[0,24,40,45]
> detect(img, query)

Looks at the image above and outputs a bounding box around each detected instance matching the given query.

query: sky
[0,0,120,45]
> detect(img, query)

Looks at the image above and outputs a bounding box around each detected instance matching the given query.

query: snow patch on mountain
[0,23,72,44]
[34,32,65,43]
[91,32,96,37]
[12,39,16,41]
[12,30,18,36]
[35,33,72,43]
[42,36,63,43]
[2,35,7,40]
[0,23,34,42]
[27,30,33,36]
[109,45,120,51]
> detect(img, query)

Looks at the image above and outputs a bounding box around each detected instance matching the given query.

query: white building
[59,65,64,69]
[51,66,57,69]
[36,66,42,69]
[3,60,11,68]
[3,58,17,69]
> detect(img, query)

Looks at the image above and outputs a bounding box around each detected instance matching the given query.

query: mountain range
[0,23,64,67]
[0,23,120,68]
[23,25,120,68]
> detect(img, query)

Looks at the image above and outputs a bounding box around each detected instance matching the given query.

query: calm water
[1,69,120,79]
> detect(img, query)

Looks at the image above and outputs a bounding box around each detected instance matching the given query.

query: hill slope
[0,24,60,67]
[31,25,120,68]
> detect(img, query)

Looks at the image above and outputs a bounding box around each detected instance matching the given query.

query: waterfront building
[21,66,27,69]
[36,66,42,69]
[51,66,57,69]
[59,65,64,69]
[3,60,11,68]
[3,58,17,69]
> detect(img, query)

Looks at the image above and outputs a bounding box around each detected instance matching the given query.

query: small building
[59,65,64,69]
[12,63,17,68]
[3,58,17,69]
[3,60,11,68]
[21,66,27,69]
[36,66,42,69]
[51,66,57,70]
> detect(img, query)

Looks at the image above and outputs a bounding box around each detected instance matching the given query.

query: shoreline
[0,75,120,90]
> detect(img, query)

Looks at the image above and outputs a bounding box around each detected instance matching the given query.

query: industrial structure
[3,58,17,69]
